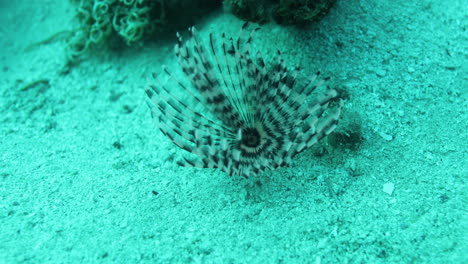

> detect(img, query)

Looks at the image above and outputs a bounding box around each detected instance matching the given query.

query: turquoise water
[1,1,466,263]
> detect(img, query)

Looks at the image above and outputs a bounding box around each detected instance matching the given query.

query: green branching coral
[66,0,162,62]
[111,1,159,44]
[65,0,220,64]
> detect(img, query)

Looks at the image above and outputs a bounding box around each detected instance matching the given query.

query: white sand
[1,0,466,263]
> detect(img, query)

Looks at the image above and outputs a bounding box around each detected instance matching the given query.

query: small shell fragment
[383,182,395,195]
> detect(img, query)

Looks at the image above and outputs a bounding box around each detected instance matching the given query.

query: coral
[66,0,221,63]
[145,23,343,178]
[273,0,337,25]
[66,0,160,62]
[223,0,271,24]
[224,0,337,26]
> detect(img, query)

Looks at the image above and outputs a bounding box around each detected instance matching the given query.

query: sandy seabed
[0,0,466,263]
